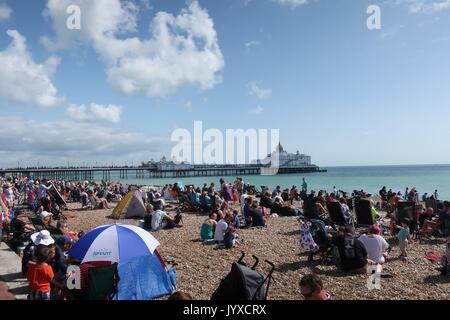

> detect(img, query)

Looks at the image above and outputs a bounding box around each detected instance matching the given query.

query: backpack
[21,243,36,276]
[342,236,357,260]
[331,246,341,266]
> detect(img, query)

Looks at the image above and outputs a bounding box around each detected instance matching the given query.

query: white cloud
[386,0,450,13]
[245,40,260,49]
[66,103,123,123]
[273,0,308,8]
[42,0,224,97]
[0,30,64,108]
[249,105,264,114]
[0,116,170,167]
[183,101,193,112]
[379,25,405,39]
[0,2,12,21]
[249,81,272,99]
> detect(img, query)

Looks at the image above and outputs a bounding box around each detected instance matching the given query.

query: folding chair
[396,201,417,234]
[425,198,438,214]
[354,199,374,227]
[29,217,63,238]
[302,198,317,219]
[326,201,347,226]
[29,217,45,232]
[87,263,120,300]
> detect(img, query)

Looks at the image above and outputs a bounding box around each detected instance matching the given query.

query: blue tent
[115,251,176,300]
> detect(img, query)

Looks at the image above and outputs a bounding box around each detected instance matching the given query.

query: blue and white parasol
[68,224,160,264]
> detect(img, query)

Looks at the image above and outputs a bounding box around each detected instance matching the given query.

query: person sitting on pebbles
[358,225,390,265]
[56,221,79,242]
[151,201,182,231]
[329,226,368,274]
[87,190,110,209]
[200,212,217,241]
[39,210,53,229]
[299,274,331,301]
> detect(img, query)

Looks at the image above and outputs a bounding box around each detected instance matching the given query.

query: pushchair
[211,252,275,301]
[7,217,32,254]
[299,217,334,264]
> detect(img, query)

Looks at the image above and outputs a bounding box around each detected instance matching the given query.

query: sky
[0,0,450,168]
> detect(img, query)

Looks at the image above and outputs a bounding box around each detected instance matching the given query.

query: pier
[0,164,325,181]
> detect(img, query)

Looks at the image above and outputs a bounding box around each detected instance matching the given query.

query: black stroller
[299,217,335,264]
[211,252,275,301]
[7,217,32,254]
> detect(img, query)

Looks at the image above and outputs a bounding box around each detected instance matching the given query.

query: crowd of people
[1,174,449,301]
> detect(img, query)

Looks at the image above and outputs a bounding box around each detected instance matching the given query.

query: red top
[27,262,54,292]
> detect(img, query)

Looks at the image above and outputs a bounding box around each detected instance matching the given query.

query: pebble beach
[53,201,450,300]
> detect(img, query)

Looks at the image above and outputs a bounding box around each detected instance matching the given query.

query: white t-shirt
[240,194,248,205]
[151,210,169,231]
[214,219,228,242]
[273,195,283,203]
[5,188,14,201]
[358,234,389,264]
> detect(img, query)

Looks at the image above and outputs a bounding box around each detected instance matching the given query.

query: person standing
[302,178,308,193]
[38,179,52,202]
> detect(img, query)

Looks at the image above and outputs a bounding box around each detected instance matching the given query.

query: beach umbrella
[68,223,160,264]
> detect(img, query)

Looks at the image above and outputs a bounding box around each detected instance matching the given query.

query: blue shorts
[28,291,51,300]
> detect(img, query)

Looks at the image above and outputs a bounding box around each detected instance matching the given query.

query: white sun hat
[39,211,52,220]
[30,230,55,246]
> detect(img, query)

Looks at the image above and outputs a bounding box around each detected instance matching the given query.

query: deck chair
[29,217,63,238]
[354,199,374,227]
[425,198,438,213]
[346,198,354,212]
[87,263,120,300]
[396,201,417,232]
[326,201,347,226]
[302,198,317,219]
[29,217,45,232]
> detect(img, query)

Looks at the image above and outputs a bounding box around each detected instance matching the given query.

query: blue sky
[0,0,450,167]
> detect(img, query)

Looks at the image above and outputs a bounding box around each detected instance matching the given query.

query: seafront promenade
[0,242,27,300]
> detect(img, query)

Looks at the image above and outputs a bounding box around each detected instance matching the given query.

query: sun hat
[40,211,52,220]
[56,235,73,246]
[30,230,55,246]
[368,225,381,235]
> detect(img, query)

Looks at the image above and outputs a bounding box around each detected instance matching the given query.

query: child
[397,218,412,260]
[223,225,238,249]
[27,245,63,300]
[231,209,241,229]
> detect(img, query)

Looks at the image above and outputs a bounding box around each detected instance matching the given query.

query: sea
[94,164,450,200]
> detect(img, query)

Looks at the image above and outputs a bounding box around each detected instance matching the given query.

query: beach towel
[426,251,441,264]
[116,254,175,300]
